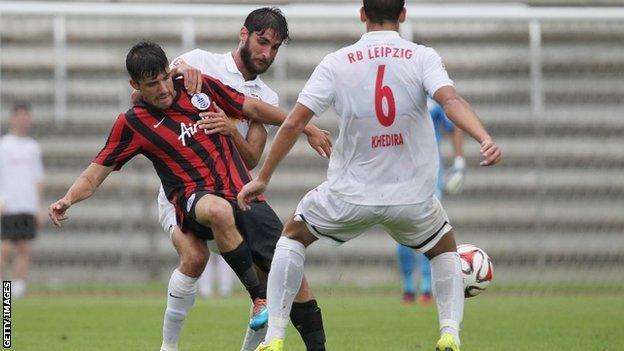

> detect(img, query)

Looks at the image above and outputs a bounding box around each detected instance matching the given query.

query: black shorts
[181,191,282,273]
[1,214,37,241]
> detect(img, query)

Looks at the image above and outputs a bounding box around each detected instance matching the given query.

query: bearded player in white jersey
[155,8,327,351]
[238,1,502,350]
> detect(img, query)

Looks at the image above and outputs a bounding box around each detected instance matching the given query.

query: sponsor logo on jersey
[178,122,199,147]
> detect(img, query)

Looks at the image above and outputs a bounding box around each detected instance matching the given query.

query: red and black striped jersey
[94,75,256,203]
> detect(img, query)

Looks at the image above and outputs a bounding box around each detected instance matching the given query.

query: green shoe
[435,333,460,351]
[255,338,284,351]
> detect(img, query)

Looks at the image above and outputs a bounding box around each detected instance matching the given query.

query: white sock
[240,322,267,351]
[13,279,26,299]
[430,252,463,346]
[264,237,306,342]
[161,269,198,351]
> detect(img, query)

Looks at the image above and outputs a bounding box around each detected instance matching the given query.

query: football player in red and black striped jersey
[48,42,332,345]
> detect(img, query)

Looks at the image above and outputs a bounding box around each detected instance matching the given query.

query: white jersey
[158,49,279,231]
[170,49,279,137]
[297,31,454,205]
[0,134,44,214]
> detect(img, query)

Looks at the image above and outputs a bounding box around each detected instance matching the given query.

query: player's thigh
[294,182,375,246]
[383,196,453,254]
[192,193,235,229]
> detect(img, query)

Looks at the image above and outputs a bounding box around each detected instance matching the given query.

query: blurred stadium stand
[10,0,624,6]
[1,1,623,290]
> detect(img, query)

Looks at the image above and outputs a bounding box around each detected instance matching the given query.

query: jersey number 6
[375,65,396,127]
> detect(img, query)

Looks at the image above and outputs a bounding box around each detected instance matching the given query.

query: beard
[240,39,272,76]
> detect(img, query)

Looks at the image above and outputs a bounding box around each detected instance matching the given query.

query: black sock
[220,241,265,300]
[290,299,326,351]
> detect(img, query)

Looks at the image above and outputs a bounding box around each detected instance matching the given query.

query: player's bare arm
[452,128,464,159]
[241,97,332,158]
[199,99,332,159]
[200,105,267,169]
[433,85,502,166]
[48,163,114,227]
[237,103,315,210]
[237,121,267,169]
[36,181,45,228]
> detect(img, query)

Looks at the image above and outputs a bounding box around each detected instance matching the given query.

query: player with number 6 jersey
[237,1,502,350]
[302,30,451,206]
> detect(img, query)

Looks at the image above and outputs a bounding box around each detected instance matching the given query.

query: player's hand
[305,124,332,159]
[49,198,71,228]
[171,62,202,95]
[237,179,268,211]
[480,139,502,166]
[197,104,236,136]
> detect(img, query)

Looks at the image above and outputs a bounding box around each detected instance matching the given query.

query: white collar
[361,30,401,39]
[225,52,262,87]
[225,52,240,75]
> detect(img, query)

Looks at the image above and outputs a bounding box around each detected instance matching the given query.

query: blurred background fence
[1,1,623,293]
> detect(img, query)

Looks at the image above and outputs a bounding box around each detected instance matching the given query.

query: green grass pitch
[12,291,624,350]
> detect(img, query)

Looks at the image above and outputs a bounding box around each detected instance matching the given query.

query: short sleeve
[93,114,141,171]
[170,49,206,71]
[202,74,246,119]
[297,55,335,117]
[264,89,279,107]
[421,47,454,97]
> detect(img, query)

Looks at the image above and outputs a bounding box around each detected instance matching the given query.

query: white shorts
[157,186,177,236]
[157,186,219,254]
[294,182,452,253]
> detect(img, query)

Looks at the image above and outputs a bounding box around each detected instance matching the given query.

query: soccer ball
[457,244,493,298]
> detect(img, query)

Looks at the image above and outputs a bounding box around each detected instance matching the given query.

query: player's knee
[180,247,208,277]
[282,217,317,246]
[425,230,457,260]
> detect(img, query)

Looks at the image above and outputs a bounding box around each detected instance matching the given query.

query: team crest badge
[191,93,211,110]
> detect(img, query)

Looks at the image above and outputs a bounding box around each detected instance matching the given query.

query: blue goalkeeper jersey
[428,98,455,196]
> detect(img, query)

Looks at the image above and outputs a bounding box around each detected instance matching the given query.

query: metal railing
[1,2,624,123]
